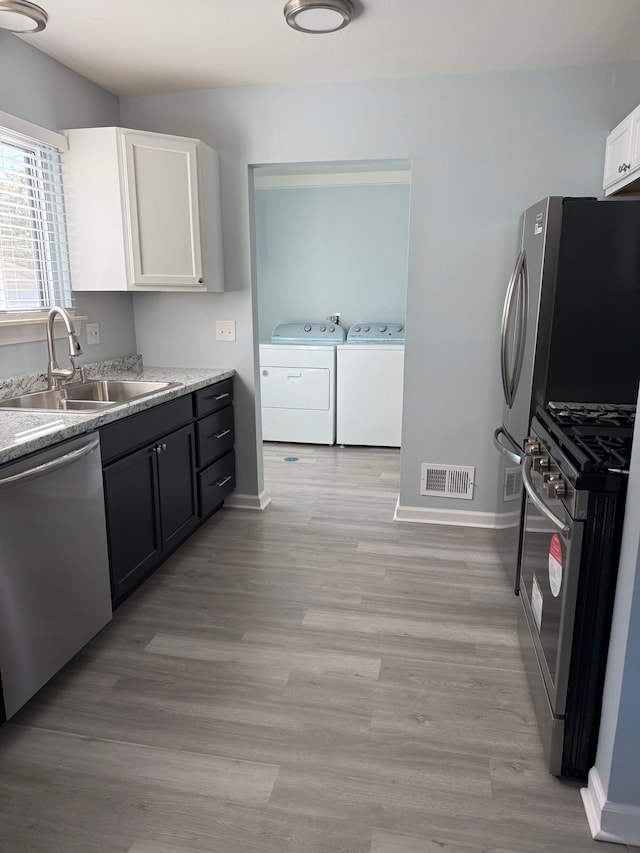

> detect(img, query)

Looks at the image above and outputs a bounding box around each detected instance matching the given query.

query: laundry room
[252,159,411,447]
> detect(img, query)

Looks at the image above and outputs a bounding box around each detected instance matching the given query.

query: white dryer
[259,322,346,444]
[337,322,405,447]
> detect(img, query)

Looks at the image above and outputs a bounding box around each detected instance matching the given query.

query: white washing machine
[259,322,346,444]
[337,322,405,447]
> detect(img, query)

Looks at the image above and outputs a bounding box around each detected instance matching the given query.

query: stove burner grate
[548,402,636,429]
[572,433,632,471]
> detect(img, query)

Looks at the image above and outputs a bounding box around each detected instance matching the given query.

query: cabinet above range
[62,126,224,292]
[603,105,640,196]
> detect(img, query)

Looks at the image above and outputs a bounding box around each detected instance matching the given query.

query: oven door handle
[522,457,571,539]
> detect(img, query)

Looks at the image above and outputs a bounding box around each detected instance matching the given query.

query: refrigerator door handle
[500,249,525,407]
[510,254,529,404]
[493,426,524,464]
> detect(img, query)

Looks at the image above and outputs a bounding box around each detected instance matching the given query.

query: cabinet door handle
[198,277,204,284]
[214,475,232,488]
[213,429,231,439]
[212,392,230,401]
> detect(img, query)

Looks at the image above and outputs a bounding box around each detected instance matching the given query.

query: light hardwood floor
[1,442,637,852]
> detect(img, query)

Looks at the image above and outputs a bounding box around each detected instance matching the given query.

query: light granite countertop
[0,356,234,466]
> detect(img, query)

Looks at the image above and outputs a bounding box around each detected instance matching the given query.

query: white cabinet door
[630,109,640,173]
[604,106,640,196]
[62,127,224,292]
[122,133,202,288]
[603,113,634,192]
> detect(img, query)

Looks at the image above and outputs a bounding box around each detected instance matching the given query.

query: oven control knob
[353,325,361,332]
[364,325,370,332]
[523,438,540,456]
[547,479,566,498]
[378,324,387,333]
[304,324,312,332]
[396,325,403,332]
[320,325,326,332]
[329,326,335,332]
[532,455,549,472]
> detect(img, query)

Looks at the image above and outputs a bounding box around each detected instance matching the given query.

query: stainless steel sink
[0,379,179,412]
[65,379,176,403]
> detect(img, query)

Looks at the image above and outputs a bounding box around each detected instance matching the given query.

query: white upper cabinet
[603,106,640,196]
[62,127,224,292]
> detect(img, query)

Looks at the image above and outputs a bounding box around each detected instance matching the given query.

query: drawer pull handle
[209,392,230,401]
[213,429,231,439]
[214,475,232,488]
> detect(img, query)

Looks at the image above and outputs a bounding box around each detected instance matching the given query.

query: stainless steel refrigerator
[493,196,640,586]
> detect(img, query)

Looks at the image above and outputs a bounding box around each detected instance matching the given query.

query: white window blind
[0,125,72,312]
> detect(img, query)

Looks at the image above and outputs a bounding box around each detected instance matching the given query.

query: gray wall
[254,182,410,341]
[121,61,640,514]
[0,32,136,381]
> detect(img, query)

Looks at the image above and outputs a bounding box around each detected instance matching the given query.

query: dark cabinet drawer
[194,378,233,418]
[198,450,235,518]
[100,395,193,464]
[197,406,234,468]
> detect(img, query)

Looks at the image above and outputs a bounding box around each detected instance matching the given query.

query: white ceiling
[18,0,640,97]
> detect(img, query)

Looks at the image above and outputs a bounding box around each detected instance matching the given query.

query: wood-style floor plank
[1,441,637,852]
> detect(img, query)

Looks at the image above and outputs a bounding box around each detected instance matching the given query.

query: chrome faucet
[46,306,83,390]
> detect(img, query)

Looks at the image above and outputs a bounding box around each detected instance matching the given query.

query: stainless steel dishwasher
[0,433,112,720]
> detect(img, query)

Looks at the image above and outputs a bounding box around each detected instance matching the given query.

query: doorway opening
[249,159,411,503]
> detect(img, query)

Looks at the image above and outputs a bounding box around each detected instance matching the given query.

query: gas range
[539,402,635,475]
[518,400,635,779]
[524,402,635,520]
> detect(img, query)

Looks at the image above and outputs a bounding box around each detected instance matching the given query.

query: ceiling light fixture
[0,0,47,33]
[284,0,353,34]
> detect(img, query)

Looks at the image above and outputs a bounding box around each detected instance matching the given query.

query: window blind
[0,126,72,312]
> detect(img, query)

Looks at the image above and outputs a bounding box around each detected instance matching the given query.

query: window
[0,123,71,313]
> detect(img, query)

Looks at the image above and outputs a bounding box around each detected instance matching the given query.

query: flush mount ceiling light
[284,0,353,34]
[0,0,47,32]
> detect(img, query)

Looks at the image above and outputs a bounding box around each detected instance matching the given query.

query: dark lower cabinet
[104,423,198,606]
[157,424,198,550]
[103,442,161,602]
[100,378,234,607]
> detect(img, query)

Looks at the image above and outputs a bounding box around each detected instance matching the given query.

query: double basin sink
[0,379,179,413]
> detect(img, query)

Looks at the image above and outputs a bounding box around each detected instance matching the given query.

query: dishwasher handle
[0,436,100,490]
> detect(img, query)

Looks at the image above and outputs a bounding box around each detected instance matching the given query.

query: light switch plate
[215,320,236,341]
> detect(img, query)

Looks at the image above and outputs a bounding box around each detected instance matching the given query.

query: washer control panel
[271,322,346,344]
[346,322,405,342]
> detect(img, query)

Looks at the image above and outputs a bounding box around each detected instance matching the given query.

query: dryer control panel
[271,322,346,344]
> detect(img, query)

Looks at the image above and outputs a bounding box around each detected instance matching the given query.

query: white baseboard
[393,500,520,530]
[224,490,272,511]
[581,767,640,845]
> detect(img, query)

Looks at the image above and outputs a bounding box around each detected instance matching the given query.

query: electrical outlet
[86,322,100,345]
[215,320,236,341]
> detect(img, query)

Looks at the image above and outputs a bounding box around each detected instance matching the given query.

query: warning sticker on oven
[548,534,563,598]
[532,574,543,632]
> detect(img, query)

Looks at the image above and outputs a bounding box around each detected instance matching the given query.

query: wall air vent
[504,466,522,501]
[420,464,475,500]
